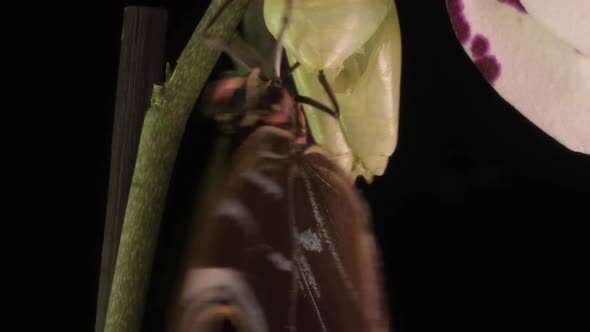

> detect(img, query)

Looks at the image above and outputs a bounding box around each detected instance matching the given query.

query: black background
[86,1,589,331]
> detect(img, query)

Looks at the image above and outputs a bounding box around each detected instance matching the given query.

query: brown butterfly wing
[290,146,390,332]
[168,127,298,332]
[167,126,389,332]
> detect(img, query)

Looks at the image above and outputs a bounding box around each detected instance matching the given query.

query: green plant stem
[103,1,249,332]
[96,7,167,332]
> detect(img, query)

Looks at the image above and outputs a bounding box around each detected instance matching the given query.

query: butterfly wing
[168,126,297,332]
[291,145,390,332]
[167,126,389,332]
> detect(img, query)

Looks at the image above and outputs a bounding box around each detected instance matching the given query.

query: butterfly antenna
[285,61,300,77]
[272,0,293,78]
[318,70,340,117]
[295,95,339,119]
[201,0,271,73]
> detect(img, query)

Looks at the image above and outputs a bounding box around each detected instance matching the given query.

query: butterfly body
[167,3,389,329]
[205,68,307,143]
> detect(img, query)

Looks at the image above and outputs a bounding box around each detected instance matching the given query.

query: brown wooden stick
[96,6,167,332]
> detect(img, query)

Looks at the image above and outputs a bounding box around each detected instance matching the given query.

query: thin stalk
[103,1,249,331]
[96,7,167,332]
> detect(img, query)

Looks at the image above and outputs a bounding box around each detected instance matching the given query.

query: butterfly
[165,1,389,331]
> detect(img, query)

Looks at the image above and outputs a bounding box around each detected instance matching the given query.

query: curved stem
[103,1,249,331]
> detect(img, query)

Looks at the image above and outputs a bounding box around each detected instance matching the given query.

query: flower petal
[520,0,590,56]
[446,0,590,154]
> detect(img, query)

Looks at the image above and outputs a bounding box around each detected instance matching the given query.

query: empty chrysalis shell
[264,0,392,70]
[265,0,402,181]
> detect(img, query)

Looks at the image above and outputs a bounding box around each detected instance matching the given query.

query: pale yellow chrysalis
[264,0,402,181]
[264,0,393,70]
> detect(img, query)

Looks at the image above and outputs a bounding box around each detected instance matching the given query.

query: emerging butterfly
[165,1,390,331]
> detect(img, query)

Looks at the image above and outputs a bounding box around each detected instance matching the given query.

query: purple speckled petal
[446,0,590,154]
[447,0,470,44]
[470,34,490,58]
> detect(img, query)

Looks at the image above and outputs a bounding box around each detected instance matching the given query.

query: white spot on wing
[297,254,320,298]
[301,172,355,294]
[298,257,329,332]
[240,170,284,199]
[266,252,292,272]
[213,199,258,233]
[298,229,322,252]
